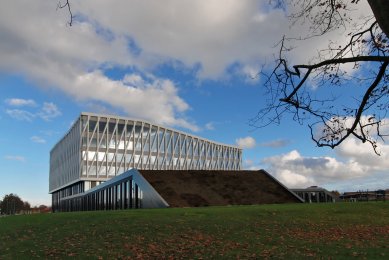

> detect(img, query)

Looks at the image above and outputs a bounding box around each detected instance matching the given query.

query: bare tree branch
[57,0,73,26]
[254,0,389,154]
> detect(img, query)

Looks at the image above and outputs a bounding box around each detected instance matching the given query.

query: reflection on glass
[107,153,114,161]
[89,166,97,176]
[99,121,106,133]
[127,124,133,134]
[117,123,124,135]
[90,138,97,148]
[118,140,125,149]
[99,166,106,175]
[89,120,97,132]
[108,166,115,176]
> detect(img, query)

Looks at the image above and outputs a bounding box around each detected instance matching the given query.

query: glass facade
[79,115,241,177]
[49,112,242,208]
[56,178,143,212]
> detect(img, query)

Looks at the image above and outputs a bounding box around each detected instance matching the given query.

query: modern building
[291,186,338,203]
[339,190,388,202]
[57,169,303,212]
[50,112,242,211]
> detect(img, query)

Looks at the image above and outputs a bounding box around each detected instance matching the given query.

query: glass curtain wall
[80,114,242,179]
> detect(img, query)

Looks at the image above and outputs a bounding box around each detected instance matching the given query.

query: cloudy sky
[1,0,388,206]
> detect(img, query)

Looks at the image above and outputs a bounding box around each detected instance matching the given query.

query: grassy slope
[0,203,388,259]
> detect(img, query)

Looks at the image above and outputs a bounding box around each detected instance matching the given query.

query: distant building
[339,190,388,202]
[49,112,243,211]
[291,186,338,203]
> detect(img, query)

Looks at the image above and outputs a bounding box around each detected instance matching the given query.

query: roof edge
[80,112,241,149]
[260,169,304,203]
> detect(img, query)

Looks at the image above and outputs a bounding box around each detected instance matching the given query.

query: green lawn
[0,203,388,259]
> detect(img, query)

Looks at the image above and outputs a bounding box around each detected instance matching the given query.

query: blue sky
[1,0,388,206]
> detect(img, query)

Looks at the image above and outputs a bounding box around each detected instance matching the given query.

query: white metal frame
[49,112,242,193]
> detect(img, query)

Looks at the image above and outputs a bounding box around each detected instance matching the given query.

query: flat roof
[51,112,242,153]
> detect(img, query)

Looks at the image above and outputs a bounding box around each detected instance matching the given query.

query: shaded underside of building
[56,169,302,212]
[291,187,338,203]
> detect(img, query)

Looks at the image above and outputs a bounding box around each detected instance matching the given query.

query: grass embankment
[0,203,388,258]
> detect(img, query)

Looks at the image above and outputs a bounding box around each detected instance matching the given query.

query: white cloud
[72,71,198,131]
[0,1,374,132]
[205,122,215,130]
[336,137,389,171]
[6,109,35,121]
[0,0,198,131]
[312,116,389,154]
[75,0,372,77]
[278,170,312,188]
[30,136,46,144]
[38,102,62,121]
[5,102,62,122]
[204,121,231,131]
[262,149,389,191]
[240,64,261,84]
[73,0,290,78]
[4,155,26,162]
[83,102,112,115]
[243,159,262,170]
[236,136,256,149]
[5,98,36,107]
[260,139,291,148]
